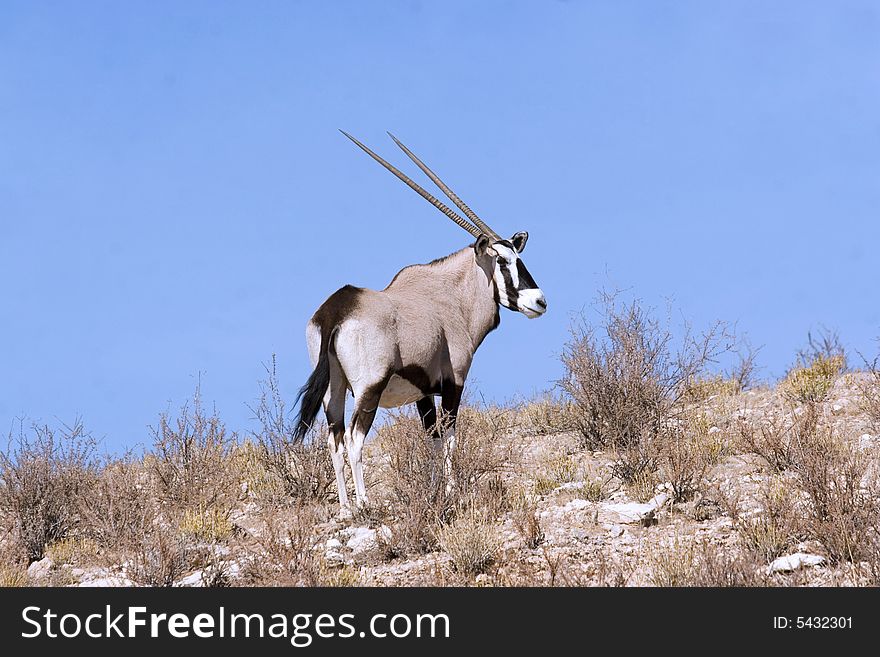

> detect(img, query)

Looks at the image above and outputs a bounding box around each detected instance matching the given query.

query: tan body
[304,245,500,512]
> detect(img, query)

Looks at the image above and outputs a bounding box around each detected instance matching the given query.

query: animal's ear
[511,231,529,253]
[474,233,492,256]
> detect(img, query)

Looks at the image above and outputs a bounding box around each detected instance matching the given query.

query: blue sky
[1,1,878,452]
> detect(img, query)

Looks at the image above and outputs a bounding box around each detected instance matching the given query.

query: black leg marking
[439,383,464,434]
[350,379,387,438]
[416,396,440,439]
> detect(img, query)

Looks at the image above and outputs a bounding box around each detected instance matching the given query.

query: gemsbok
[293,131,547,515]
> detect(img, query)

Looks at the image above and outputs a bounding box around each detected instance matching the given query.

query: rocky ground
[13,372,879,588]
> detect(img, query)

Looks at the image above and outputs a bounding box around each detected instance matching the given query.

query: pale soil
[9,374,879,587]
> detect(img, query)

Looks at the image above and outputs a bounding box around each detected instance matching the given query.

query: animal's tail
[292,327,337,443]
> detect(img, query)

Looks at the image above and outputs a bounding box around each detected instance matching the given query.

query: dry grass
[246,358,335,504]
[5,323,880,588]
[781,355,845,404]
[437,507,501,576]
[373,405,511,558]
[0,562,28,587]
[733,476,803,563]
[510,490,544,549]
[656,425,711,503]
[532,453,579,495]
[179,504,234,543]
[649,538,768,587]
[515,394,578,436]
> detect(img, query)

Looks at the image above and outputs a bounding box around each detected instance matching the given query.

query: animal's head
[340,130,547,319]
[474,232,546,318]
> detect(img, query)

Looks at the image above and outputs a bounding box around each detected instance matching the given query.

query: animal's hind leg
[347,382,385,508]
[324,357,350,516]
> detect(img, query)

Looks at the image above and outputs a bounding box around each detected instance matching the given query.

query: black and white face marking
[491,234,547,319]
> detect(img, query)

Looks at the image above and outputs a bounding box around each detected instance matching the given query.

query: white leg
[347,427,369,507]
[444,426,456,494]
[328,431,350,516]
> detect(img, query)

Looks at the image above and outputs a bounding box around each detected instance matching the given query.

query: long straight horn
[387,132,502,242]
[340,130,483,239]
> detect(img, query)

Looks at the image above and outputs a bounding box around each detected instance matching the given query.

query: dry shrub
[198,548,233,588]
[437,507,500,576]
[656,425,711,503]
[127,523,192,587]
[149,387,237,511]
[594,551,637,587]
[789,426,880,564]
[0,420,97,562]
[649,538,767,587]
[238,504,326,586]
[688,411,731,464]
[736,404,821,472]
[79,455,155,552]
[560,292,733,486]
[456,403,518,438]
[247,358,335,504]
[374,405,510,557]
[857,340,880,431]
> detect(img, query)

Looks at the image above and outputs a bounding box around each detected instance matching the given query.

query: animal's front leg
[440,383,464,494]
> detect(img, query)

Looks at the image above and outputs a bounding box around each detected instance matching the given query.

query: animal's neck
[447,246,500,350]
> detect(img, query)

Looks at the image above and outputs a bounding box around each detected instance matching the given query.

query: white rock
[600,493,669,525]
[343,526,377,553]
[324,551,346,566]
[562,499,590,513]
[859,434,875,450]
[27,557,53,579]
[79,575,136,587]
[831,400,850,416]
[708,426,721,435]
[609,524,625,538]
[768,552,826,574]
[175,571,205,587]
[570,528,589,541]
[326,538,343,550]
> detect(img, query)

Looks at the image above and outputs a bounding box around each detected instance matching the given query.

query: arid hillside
[3,300,879,587]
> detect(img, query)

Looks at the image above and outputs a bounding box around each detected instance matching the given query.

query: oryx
[293,132,547,514]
